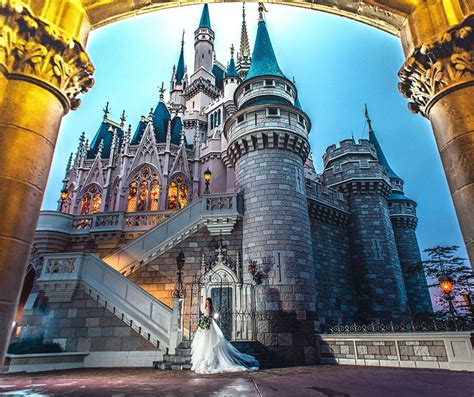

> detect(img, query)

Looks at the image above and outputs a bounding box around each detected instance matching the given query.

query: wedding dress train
[191,315,259,374]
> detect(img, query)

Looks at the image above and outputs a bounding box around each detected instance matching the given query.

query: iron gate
[182,277,256,341]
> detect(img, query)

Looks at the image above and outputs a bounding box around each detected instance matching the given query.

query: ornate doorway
[182,243,256,342]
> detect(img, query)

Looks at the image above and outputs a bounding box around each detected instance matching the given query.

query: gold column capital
[0,1,94,112]
[398,15,474,117]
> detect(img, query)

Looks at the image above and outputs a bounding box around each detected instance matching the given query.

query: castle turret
[322,135,409,321]
[193,4,214,79]
[224,7,316,366]
[223,45,240,115]
[170,33,187,113]
[366,107,432,314]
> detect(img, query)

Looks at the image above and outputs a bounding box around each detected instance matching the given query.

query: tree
[410,245,473,318]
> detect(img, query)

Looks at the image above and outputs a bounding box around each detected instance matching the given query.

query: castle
[16,4,432,367]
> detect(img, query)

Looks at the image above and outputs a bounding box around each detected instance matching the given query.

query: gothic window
[126,166,160,212]
[210,114,214,129]
[217,109,221,126]
[167,175,189,210]
[371,239,383,260]
[80,185,102,215]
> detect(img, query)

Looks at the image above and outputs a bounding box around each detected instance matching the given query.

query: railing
[37,253,174,351]
[103,193,243,275]
[326,320,474,334]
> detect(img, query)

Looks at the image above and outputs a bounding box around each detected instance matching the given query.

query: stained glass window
[80,185,102,215]
[168,174,189,209]
[126,166,160,212]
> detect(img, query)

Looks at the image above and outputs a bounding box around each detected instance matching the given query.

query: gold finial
[258,2,268,21]
[159,82,166,101]
[103,101,110,119]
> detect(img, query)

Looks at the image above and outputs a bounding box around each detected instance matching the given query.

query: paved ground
[0,366,473,396]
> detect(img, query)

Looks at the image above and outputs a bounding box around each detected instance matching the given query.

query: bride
[191,297,259,374]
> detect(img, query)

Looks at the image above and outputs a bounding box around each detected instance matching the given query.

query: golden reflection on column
[399,11,474,267]
[0,74,64,364]
[0,1,93,365]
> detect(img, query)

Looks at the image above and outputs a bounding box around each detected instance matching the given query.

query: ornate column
[0,1,93,365]
[399,13,474,268]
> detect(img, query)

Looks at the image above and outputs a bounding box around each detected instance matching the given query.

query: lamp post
[59,187,69,212]
[172,251,185,299]
[438,274,456,320]
[203,168,212,194]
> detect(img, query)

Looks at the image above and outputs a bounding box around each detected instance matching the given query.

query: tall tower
[193,4,214,76]
[322,134,409,322]
[224,7,316,366]
[366,108,432,314]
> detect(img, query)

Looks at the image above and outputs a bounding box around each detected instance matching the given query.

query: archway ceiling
[81,0,416,36]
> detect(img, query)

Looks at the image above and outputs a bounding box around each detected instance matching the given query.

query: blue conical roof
[226,57,239,78]
[199,4,211,29]
[170,116,186,145]
[369,129,401,180]
[153,101,171,143]
[88,121,123,159]
[295,96,303,111]
[175,45,185,84]
[245,20,285,81]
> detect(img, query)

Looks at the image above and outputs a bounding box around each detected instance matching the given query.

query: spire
[66,152,73,171]
[102,102,110,120]
[226,45,239,78]
[365,105,401,180]
[199,4,211,29]
[175,31,185,84]
[159,81,166,101]
[245,7,285,81]
[120,110,127,128]
[239,2,251,60]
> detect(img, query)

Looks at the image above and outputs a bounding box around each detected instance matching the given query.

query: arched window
[80,185,102,215]
[126,166,160,212]
[167,175,189,209]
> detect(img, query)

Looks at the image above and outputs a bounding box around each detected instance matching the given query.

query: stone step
[153,361,192,371]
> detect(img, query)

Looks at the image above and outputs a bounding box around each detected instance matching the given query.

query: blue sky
[42,3,468,261]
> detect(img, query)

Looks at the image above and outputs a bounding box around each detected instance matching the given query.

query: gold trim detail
[398,16,474,117]
[0,1,94,111]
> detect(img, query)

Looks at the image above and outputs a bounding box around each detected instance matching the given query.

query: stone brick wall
[347,193,409,321]
[309,214,357,328]
[235,148,317,366]
[19,286,156,353]
[392,225,433,313]
[128,222,243,308]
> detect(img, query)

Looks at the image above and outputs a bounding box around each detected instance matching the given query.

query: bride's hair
[205,297,214,315]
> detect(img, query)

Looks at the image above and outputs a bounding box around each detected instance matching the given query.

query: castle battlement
[323,138,377,166]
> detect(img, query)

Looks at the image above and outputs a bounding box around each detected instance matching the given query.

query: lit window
[126,166,160,212]
[168,175,189,209]
[80,185,102,215]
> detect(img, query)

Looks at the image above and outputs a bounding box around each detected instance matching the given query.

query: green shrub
[7,337,62,354]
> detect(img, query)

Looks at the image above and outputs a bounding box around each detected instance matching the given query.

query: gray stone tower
[367,112,432,314]
[322,137,409,322]
[193,4,214,75]
[224,12,316,365]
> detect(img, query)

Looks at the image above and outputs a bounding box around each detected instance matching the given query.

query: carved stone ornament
[0,1,94,110]
[398,16,474,117]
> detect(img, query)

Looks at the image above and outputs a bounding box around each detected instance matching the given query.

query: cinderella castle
[13,4,432,367]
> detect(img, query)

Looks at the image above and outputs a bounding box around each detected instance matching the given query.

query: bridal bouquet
[197,315,212,330]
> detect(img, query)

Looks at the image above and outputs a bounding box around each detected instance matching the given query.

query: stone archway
[0,0,473,364]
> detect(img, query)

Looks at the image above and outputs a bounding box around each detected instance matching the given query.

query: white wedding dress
[191,308,259,374]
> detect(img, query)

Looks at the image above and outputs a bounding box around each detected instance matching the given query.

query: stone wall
[316,332,474,371]
[392,226,433,313]
[18,286,156,354]
[128,222,243,308]
[308,212,357,328]
[347,193,409,321]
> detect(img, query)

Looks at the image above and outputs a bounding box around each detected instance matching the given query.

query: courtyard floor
[0,365,473,396]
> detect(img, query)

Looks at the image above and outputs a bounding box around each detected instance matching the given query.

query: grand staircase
[153,341,284,370]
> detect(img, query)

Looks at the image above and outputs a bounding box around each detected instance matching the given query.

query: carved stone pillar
[399,16,474,267]
[0,1,93,365]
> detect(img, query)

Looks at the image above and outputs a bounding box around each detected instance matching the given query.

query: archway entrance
[0,0,472,365]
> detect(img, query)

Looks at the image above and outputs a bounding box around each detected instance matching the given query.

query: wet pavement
[0,366,473,396]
